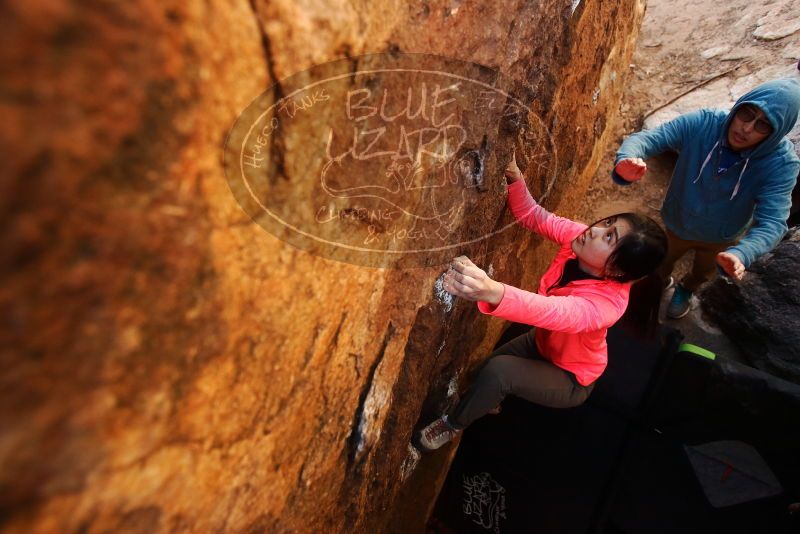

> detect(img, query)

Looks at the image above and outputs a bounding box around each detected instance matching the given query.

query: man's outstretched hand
[615,157,647,182]
[717,251,745,280]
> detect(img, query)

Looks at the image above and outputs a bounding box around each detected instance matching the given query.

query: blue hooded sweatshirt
[613,78,800,268]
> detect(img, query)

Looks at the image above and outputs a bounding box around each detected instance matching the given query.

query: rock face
[0,1,644,532]
[700,228,800,385]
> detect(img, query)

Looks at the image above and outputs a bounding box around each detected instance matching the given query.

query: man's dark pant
[448,328,595,429]
[658,228,736,292]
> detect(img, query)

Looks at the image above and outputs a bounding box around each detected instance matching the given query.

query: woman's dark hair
[603,213,668,283]
[598,213,668,339]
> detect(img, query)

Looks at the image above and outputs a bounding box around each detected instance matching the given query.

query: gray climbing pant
[448,328,595,430]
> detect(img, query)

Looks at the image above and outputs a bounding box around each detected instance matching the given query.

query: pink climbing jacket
[477,180,631,386]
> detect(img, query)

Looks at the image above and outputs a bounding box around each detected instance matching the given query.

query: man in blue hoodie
[613,78,800,319]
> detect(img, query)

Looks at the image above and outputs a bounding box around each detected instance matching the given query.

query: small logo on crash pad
[462,471,507,532]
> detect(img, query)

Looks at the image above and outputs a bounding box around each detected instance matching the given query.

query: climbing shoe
[667,284,692,319]
[419,416,460,451]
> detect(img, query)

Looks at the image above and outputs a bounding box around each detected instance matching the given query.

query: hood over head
[723,78,800,158]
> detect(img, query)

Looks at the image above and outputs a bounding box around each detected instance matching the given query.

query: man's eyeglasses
[734,106,773,135]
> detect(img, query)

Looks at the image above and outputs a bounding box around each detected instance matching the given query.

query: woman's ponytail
[616,272,665,339]
[602,212,668,339]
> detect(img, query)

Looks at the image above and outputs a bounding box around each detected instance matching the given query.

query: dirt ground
[579,0,800,356]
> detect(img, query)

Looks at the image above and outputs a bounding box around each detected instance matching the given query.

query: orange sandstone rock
[0,0,644,532]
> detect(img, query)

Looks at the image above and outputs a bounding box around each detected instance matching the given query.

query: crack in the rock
[247,0,286,183]
[347,322,395,466]
[312,312,347,408]
[328,312,347,354]
[301,325,323,369]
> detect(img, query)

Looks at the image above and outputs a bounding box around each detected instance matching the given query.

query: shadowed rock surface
[0,0,644,531]
[700,228,800,385]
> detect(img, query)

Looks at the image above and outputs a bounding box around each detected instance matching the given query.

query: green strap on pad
[678,343,716,361]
